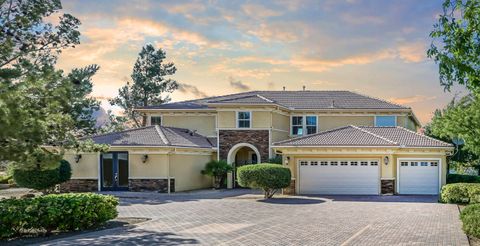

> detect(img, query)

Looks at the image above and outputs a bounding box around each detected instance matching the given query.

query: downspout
[167,149,172,194]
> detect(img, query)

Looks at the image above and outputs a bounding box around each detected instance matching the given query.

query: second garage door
[298,159,380,195]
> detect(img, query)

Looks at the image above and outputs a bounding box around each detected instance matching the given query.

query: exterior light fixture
[74,154,82,163]
[285,156,290,165]
[141,154,149,163]
[383,156,389,165]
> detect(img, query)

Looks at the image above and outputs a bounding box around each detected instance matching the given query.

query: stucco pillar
[227,171,233,189]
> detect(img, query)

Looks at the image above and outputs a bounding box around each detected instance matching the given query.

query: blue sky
[56,0,466,123]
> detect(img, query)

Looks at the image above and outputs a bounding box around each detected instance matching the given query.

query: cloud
[389,95,437,105]
[397,41,426,63]
[241,3,283,19]
[178,83,209,98]
[229,77,251,91]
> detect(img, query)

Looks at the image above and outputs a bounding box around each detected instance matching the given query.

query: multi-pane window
[375,116,396,127]
[292,116,317,136]
[340,161,348,166]
[410,162,419,166]
[300,161,308,166]
[330,161,338,166]
[431,162,438,167]
[150,116,162,125]
[370,161,379,166]
[360,161,368,166]
[237,112,251,128]
[320,161,328,166]
[401,162,408,166]
[292,116,303,135]
[420,162,429,166]
[310,161,318,166]
[350,161,358,166]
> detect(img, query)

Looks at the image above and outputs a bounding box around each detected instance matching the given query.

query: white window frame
[236,111,252,129]
[374,115,397,127]
[150,115,162,126]
[291,115,318,136]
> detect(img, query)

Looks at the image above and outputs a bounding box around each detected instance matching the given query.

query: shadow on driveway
[303,195,439,203]
[259,197,325,205]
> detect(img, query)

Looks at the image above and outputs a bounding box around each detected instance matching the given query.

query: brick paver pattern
[38,190,469,246]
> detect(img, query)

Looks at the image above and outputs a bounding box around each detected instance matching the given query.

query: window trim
[236,111,252,129]
[149,115,162,126]
[374,115,397,127]
[291,115,318,136]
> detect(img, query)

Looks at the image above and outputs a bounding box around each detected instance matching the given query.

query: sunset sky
[56,0,467,124]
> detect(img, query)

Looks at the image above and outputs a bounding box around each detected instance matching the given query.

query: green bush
[460,204,480,238]
[237,163,291,198]
[13,160,72,191]
[201,160,233,189]
[0,174,11,184]
[0,193,118,238]
[447,174,480,184]
[440,183,480,204]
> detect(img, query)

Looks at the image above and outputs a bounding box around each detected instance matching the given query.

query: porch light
[285,156,290,165]
[141,154,149,163]
[383,156,389,165]
[74,154,82,163]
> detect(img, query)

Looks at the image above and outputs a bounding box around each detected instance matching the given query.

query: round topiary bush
[237,163,291,198]
[460,204,480,238]
[440,183,480,204]
[13,160,72,191]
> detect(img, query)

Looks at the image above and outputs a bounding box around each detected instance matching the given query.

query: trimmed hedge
[440,183,480,204]
[460,204,480,238]
[13,160,72,191]
[0,193,118,239]
[237,163,291,198]
[447,174,480,184]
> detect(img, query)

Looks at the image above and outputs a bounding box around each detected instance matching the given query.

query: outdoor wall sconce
[383,156,389,165]
[141,154,149,163]
[74,154,82,163]
[285,156,290,165]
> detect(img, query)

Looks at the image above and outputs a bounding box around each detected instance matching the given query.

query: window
[292,116,317,136]
[420,162,428,166]
[360,161,368,166]
[237,112,251,128]
[330,161,338,166]
[410,162,418,166]
[310,161,318,166]
[401,162,408,166]
[340,161,348,166]
[292,116,303,135]
[306,116,317,134]
[150,116,162,125]
[300,161,308,166]
[375,116,396,127]
[370,161,378,166]
[431,162,438,167]
[320,161,328,166]
[350,161,358,166]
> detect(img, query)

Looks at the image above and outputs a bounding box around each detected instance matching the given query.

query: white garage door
[399,160,439,195]
[298,159,380,195]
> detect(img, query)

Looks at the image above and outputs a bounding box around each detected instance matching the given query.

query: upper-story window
[292,116,317,136]
[375,116,396,127]
[237,111,251,128]
[150,116,162,125]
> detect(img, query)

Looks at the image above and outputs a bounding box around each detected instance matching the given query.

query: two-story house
[62,90,452,196]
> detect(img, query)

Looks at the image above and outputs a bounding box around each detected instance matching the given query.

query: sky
[55,0,467,124]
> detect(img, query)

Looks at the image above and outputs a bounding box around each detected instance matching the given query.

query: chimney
[303,85,306,91]
[283,86,286,91]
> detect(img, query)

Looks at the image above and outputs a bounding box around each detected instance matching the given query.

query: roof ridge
[256,94,275,103]
[395,126,452,146]
[273,125,352,145]
[154,125,170,145]
[349,91,409,109]
[207,93,273,103]
[352,125,398,145]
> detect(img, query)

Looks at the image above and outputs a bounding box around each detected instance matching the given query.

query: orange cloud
[389,95,437,105]
[397,41,426,63]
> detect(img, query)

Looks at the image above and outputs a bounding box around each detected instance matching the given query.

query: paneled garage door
[298,159,380,195]
[398,160,439,195]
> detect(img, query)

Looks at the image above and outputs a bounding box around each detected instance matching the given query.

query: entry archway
[227,143,261,165]
[226,143,261,188]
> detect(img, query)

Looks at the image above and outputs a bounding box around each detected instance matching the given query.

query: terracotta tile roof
[82,126,214,148]
[273,126,453,148]
[139,90,408,110]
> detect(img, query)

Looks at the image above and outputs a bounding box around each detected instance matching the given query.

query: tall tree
[0,0,106,169]
[427,0,480,92]
[110,44,178,127]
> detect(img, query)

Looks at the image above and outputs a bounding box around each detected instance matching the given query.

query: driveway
[37,190,468,245]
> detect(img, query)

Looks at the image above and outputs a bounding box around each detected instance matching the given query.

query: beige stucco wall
[64,153,99,178]
[271,129,290,143]
[272,112,289,131]
[162,115,216,137]
[218,111,236,128]
[129,153,169,178]
[170,154,212,192]
[318,116,374,131]
[218,111,272,128]
[252,111,271,128]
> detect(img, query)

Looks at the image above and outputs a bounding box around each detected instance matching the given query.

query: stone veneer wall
[381,179,395,194]
[59,179,98,192]
[219,130,270,162]
[129,178,175,193]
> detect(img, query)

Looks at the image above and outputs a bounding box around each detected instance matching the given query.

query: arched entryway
[226,143,261,188]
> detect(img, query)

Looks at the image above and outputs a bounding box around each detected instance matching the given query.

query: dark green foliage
[447,174,480,184]
[267,155,283,164]
[237,164,291,198]
[201,160,233,189]
[0,174,12,184]
[440,183,480,204]
[460,204,480,238]
[0,193,118,238]
[13,160,72,191]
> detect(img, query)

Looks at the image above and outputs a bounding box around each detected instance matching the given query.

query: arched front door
[226,143,261,188]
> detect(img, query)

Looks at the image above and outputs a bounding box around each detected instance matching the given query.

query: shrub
[237,164,291,198]
[447,174,480,184]
[13,160,72,192]
[460,204,480,238]
[201,160,233,189]
[440,183,480,204]
[0,193,118,238]
[0,174,11,184]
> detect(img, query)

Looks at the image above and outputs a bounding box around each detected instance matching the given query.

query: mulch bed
[0,217,150,246]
